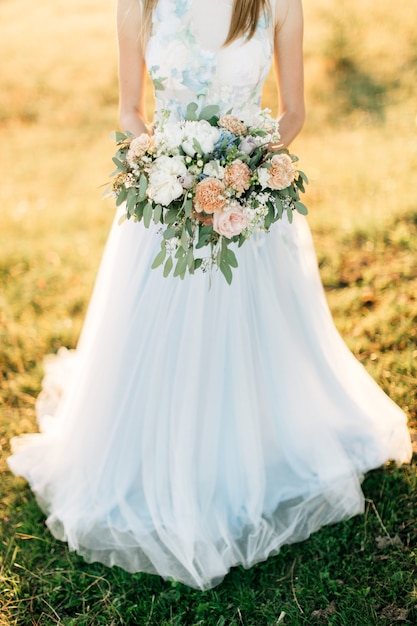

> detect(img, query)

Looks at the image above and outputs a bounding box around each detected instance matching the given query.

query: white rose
[203,160,225,179]
[181,120,220,157]
[257,167,271,190]
[148,155,187,206]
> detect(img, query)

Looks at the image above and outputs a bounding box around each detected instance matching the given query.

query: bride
[8,0,412,590]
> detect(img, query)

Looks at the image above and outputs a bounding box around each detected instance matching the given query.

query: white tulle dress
[8,0,412,590]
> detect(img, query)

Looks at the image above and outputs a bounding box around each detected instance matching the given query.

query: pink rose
[213,204,248,238]
[127,133,154,163]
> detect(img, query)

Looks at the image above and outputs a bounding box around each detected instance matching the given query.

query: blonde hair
[140,0,269,48]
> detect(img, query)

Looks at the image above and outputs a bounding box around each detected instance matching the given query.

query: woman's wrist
[119,111,148,137]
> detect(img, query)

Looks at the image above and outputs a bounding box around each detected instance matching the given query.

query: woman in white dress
[8,0,412,590]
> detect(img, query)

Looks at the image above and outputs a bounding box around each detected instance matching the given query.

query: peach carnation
[224,160,251,196]
[218,115,247,136]
[194,177,226,214]
[213,203,248,238]
[268,153,296,190]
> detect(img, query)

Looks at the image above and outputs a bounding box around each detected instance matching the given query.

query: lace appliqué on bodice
[145,0,274,123]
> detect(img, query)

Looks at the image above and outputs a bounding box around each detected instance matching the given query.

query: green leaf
[110,130,128,143]
[226,248,238,268]
[165,209,178,225]
[134,201,145,221]
[193,138,203,155]
[163,255,173,277]
[186,248,195,271]
[194,258,202,270]
[163,227,176,240]
[118,212,127,225]
[199,104,220,121]
[180,229,188,250]
[126,187,138,214]
[275,196,283,220]
[183,197,193,218]
[115,187,128,207]
[298,170,309,184]
[220,262,233,285]
[143,202,153,228]
[294,201,308,215]
[264,200,275,229]
[138,173,148,201]
[286,206,293,223]
[174,254,188,277]
[112,156,125,170]
[153,203,162,224]
[185,217,194,237]
[151,248,166,269]
[186,102,198,121]
[175,246,185,259]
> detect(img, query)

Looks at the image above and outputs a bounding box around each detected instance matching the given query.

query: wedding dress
[8,0,411,590]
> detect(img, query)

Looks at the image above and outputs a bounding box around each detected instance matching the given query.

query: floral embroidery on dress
[146,0,274,123]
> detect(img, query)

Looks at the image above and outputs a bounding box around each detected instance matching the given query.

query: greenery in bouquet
[110,103,308,283]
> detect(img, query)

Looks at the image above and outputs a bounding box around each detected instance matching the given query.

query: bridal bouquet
[110,103,308,283]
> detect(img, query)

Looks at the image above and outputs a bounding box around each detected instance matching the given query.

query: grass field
[1,0,416,624]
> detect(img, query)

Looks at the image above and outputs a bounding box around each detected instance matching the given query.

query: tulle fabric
[9,213,411,589]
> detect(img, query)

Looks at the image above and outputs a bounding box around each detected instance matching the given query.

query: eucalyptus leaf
[115,187,128,207]
[181,230,188,250]
[153,204,162,224]
[143,202,153,228]
[220,262,233,285]
[183,197,193,218]
[126,187,138,214]
[286,206,293,223]
[138,173,148,202]
[226,248,238,268]
[112,156,125,169]
[163,255,173,277]
[163,227,176,240]
[151,248,166,269]
[294,201,308,215]
[185,217,194,237]
[187,248,195,271]
[110,130,128,142]
[118,213,127,226]
[174,254,188,277]
[165,209,178,225]
[199,104,220,121]
[275,196,283,220]
[186,102,198,121]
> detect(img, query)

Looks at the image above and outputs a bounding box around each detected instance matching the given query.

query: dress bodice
[145,0,275,123]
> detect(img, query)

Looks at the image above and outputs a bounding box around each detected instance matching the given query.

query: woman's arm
[117,0,148,136]
[273,0,305,148]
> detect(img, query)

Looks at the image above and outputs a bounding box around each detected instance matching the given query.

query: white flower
[257,167,271,190]
[203,160,225,179]
[181,120,220,157]
[147,155,187,206]
[154,123,185,155]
